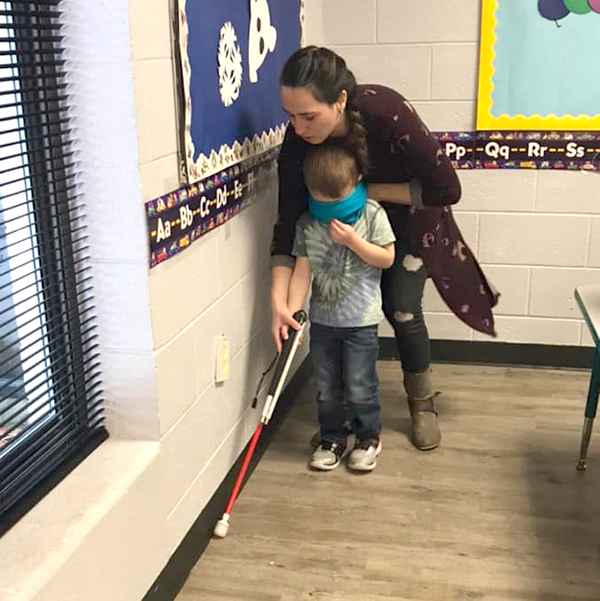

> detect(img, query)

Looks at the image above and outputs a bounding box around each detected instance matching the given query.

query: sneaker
[309,441,347,471]
[347,438,382,472]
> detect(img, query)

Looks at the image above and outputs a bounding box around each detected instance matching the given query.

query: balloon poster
[477,0,600,130]
[175,0,304,184]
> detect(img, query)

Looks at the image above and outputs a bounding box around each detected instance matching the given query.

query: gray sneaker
[309,441,347,471]
[347,438,382,472]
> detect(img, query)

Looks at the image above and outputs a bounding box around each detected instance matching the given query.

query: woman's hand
[329,219,358,248]
[271,303,302,354]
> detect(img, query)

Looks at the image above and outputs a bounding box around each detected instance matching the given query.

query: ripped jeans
[381,228,430,375]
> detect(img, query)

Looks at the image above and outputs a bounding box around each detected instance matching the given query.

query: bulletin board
[477,0,600,131]
[175,0,305,183]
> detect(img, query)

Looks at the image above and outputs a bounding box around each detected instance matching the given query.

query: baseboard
[379,338,594,370]
[142,356,312,601]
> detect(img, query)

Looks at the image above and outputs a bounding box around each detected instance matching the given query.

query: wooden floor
[176,363,600,601]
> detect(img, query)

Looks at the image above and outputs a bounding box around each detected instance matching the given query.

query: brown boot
[404,369,441,451]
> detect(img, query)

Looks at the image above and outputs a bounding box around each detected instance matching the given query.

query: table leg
[577,347,600,471]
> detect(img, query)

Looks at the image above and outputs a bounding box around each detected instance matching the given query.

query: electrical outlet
[215,335,230,382]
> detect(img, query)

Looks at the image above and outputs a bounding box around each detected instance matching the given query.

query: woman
[270,47,499,451]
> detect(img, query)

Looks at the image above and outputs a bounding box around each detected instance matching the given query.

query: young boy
[286,142,396,472]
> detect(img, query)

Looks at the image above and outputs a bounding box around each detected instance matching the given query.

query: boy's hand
[272,305,302,354]
[329,219,358,248]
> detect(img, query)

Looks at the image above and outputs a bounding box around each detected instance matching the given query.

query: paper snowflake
[218,22,243,107]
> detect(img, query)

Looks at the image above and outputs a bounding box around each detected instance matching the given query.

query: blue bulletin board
[175,0,304,183]
[478,0,600,130]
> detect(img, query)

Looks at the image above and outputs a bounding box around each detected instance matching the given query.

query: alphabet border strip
[146,130,600,268]
[438,131,600,171]
[146,148,278,269]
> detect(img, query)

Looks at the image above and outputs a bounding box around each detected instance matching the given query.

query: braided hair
[280,46,369,176]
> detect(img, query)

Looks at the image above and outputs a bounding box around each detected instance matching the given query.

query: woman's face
[281,86,345,144]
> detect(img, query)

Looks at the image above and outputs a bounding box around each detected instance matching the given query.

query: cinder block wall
[318,0,599,346]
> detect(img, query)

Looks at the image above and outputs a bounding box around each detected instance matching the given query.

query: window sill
[0,439,160,600]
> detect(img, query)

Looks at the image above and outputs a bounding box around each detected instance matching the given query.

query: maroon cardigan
[271,85,499,336]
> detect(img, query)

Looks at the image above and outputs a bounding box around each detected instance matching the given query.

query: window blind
[0,0,106,532]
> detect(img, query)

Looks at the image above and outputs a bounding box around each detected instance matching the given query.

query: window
[0,1,105,533]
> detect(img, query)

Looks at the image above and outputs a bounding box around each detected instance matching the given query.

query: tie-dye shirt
[292,199,396,328]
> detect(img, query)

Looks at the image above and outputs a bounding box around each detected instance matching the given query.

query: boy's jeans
[310,322,381,445]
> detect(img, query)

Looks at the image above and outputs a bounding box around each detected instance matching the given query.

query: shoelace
[320,441,344,454]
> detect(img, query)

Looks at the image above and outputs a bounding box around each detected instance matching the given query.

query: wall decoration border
[438,130,600,171]
[145,130,599,268]
[146,149,277,269]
